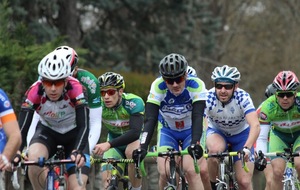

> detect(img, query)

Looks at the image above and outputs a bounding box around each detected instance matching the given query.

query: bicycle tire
[283,180,293,190]
[216,183,227,190]
[164,185,176,190]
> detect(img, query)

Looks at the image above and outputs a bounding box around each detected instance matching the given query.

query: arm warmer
[109,113,144,148]
[26,111,40,147]
[74,104,90,151]
[18,108,35,151]
[88,107,102,153]
[140,103,159,150]
[191,100,206,145]
[255,124,270,154]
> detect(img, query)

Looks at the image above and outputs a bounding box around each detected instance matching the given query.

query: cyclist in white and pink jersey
[0,89,21,170]
[205,65,260,190]
[18,51,90,189]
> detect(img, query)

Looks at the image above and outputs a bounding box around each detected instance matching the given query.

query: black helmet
[159,53,188,78]
[265,84,276,98]
[98,72,125,89]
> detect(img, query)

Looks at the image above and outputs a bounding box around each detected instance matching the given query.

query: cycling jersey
[0,89,17,152]
[259,94,300,133]
[140,76,206,150]
[205,87,256,136]
[76,68,101,108]
[19,76,89,151]
[258,94,300,154]
[102,93,144,147]
[147,76,206,131]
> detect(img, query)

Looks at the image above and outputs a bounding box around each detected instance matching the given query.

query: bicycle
[138,147,199,190]
[90,156,139,190]
[12,145,83,190]
[203,149,249,190]
[258,147,300,190]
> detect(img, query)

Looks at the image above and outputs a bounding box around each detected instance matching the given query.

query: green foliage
[0,1,64,113]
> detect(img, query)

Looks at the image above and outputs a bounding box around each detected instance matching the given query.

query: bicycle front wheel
[216,183,227,190]
[283,180,293,190]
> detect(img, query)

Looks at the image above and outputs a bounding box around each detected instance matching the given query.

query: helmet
[38,51,71,80]
[187,66,197,76]
[53,46,79,72]
[265,84,276,98]
[273,71,299,91]
[98,72,125,89]
[211,65,241,83]
[159,53,188,78]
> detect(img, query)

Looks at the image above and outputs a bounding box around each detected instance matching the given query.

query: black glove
[254,151,267,171]
[188,144,203,160]
[132,148,147,163]
[12,153,22,167]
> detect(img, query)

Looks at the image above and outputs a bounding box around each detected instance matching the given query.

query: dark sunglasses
[276,91,295,98]
[164,76,185,85]
[215,83,234,90]
[100,89,117,97]
[42,79,65,87]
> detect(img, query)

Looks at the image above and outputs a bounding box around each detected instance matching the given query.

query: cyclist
[93,72,144,190]
[255,83,276,190]
[132,53,207,190]
[26,46,102,153]
[205,65,260,190]
[258,71,300,190]
[18,51,90,190]
[187,65,197,76]
[0,89,21,170]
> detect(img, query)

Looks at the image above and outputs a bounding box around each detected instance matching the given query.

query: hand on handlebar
[132,148,147,164]
[188,144,203,160]
[254,150,267,171]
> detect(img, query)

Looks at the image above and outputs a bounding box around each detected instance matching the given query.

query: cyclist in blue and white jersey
[205,65,260,190]
[0,89,21,170]
[133,53,207,190]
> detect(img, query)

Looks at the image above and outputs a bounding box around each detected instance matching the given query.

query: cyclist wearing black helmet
[133,53,207,190]
[93,72,144,190]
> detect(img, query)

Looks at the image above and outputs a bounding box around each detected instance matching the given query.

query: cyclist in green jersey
[258,71,300,190]
[255,83,276,190]
[93,72,145,190]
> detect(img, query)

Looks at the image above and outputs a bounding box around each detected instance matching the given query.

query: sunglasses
[100,89,117,97]
[164,76,185,85]
[42,79,65,87]
[215,83,234,90]
[276,91,295,98]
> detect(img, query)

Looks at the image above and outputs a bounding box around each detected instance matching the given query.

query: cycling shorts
[268,129,300,160]
[206,127,255,163]
[100,133,127,175]
[30,124,90,175]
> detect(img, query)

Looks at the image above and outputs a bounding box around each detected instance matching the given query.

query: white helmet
[211,65,241,83]
[187,66,197,76]
[53,46,79,73]
[38,51,71,80]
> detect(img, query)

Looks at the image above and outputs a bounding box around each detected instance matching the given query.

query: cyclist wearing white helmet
[18,51,90,189]
[133,53,208,190]
[27,46,102,154]
[187,65,197,76]
[206,65,260,190]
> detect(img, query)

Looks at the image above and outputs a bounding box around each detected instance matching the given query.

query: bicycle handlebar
[203,151,249,172]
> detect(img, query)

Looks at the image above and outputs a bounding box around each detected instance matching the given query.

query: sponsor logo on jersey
[125,100,136,109]
[260,112,267,120]
[81,76,97,94]
[3,100,10,108]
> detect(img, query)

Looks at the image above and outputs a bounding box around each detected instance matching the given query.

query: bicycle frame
[91,157,134,190]
[264,147,300,190]
[204,151,248,190]
[145,148,199,190]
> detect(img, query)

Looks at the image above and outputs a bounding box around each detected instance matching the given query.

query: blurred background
[1,0,299,189]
